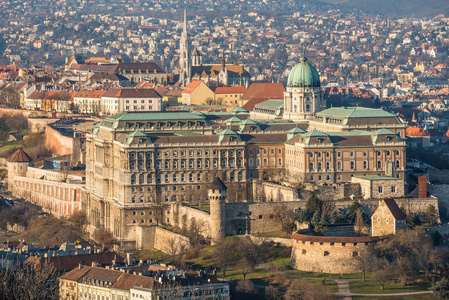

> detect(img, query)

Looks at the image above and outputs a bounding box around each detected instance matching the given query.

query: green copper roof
[217,129,239,135]
[354,175,400,181]
[286,127,306,134]
[106,111,205,121]
[287,57,321,88]
[225,116,242,124]
[254,99,284,109]
[230,107,249,113]
[316,107,396,119]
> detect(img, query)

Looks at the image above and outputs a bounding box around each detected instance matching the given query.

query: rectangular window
[391,186,396,193]
[378,186,383,193]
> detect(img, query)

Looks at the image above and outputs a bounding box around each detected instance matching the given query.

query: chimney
[418,176,427,198]
[126,253,133,266]
[79,263,82,269]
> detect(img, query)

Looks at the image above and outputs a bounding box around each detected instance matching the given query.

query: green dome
[287,57,321,88]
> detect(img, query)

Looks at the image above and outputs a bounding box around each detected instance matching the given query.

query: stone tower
[179,10,191,86]
[7,148,32,189]
[209,177,227,245]
[283,56,325,121]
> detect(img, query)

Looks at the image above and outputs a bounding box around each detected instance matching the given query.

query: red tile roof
[103,88,161,98]
[182,80,203,94]
[7,148,32,163]
[214,86,246,94]
[241,83,285,111]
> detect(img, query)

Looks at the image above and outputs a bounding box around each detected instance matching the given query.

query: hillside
[318,0,449,18]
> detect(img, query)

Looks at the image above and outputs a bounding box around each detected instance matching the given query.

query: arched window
[326,162,330,170]
[377,160,382,169]
[131,174,136,184]
[139,174,144,184]
[317,162,322,171]
[395,160,400,169]
[309,162,314,171]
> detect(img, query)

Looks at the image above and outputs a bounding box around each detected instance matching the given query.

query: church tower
[179,10,191,86]
[283,57,325,121]
[191,48,202,66]
[209,177,227,245]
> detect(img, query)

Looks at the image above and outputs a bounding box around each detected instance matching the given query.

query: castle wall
[224,201,303,235]
[290,231,379,273]
[170,204,211,238]
[44,125,73,157]
[253,181,298,202]
[11,175,82,217]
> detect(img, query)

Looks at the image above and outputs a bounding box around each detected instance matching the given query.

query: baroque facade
[83,57,407,247]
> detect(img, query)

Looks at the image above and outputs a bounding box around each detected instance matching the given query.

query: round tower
[7,148,32,189]
[209,177,227,245]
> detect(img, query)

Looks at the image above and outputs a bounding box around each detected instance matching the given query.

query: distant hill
[318,0,449,18]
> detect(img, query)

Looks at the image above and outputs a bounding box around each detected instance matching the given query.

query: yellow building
[214,86,246,106]
[181,80,214,105]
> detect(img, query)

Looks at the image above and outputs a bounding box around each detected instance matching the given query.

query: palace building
[83,56,407,247]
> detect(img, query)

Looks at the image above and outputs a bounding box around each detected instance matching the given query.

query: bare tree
[0,260,58,300]
[273,204,296,235]
[213,237,241,278]
[164,237,187,268]
[354,208,364,236]
[92,228,117,249]
[352,248,375,282]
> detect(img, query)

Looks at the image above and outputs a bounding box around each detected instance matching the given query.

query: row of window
[129,149,243,159]
[249,148,282,155]
[307,150,401,158]
[308,160,401,171]
[248,158,283,167]
[130,158,244,170]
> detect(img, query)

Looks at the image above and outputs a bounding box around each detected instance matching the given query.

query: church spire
[183,9,187,34]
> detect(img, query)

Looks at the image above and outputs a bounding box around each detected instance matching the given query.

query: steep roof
[383,199,406,220]
[7,148,32,163]
[182,80,204,94]
[27,90,75,101]
[117,62,166,74]
[241,83,285,101]
[209,177,227,190]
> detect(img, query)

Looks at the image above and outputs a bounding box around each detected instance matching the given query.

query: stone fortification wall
[44,125,73,157]
[253,181,298,202]
[249,236,294,247]
[170,204,211,238]
[11,175,82,217]
[224,201,303,235]
[290,230,379,273]
[135,226,190,252]
[28,118,59,133]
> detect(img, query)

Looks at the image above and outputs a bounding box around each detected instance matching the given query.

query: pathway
[333,278,433,298]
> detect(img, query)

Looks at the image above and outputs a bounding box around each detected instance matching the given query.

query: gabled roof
[7,148,32,163]
[383,199,406,220]
[182,80,205,94]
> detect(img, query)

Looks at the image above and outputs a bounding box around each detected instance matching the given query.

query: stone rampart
[11,175,82,217]
[290,230,379,273]
[170,204,211,237]
[249,236,294,247]
[135,225,190,252]
[44,125,74,156]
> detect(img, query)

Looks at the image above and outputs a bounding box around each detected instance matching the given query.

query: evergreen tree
[411,213,422,227]
[330,210,339,224]
[319,211,328,225]
[311,210,320,225]
[346,200,360,223]
[305,194,321,216]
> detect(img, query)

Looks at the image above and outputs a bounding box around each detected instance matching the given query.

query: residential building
[371,198,408,236]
